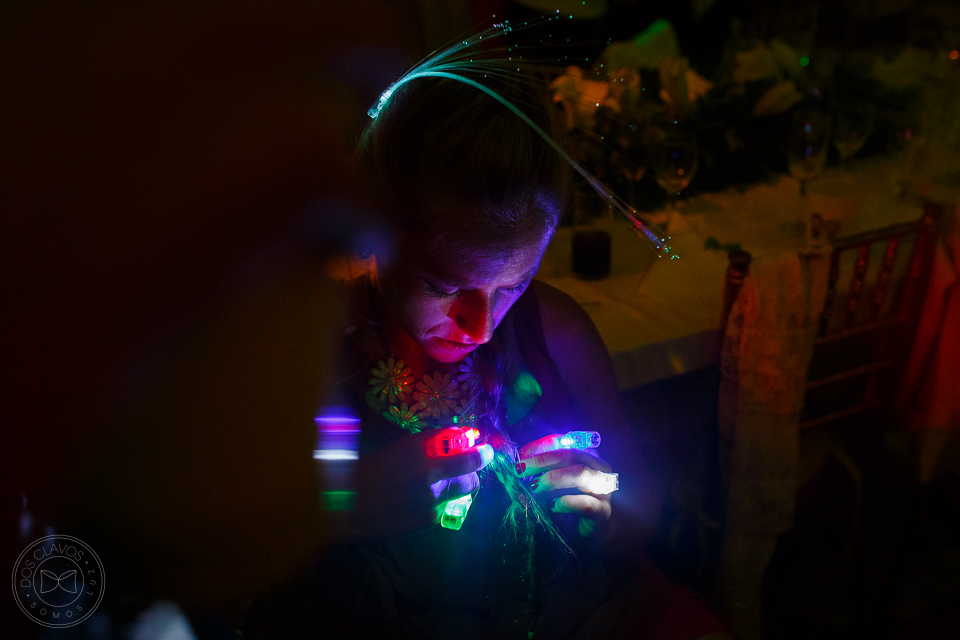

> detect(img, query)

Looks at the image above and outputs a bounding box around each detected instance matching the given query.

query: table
[539,155,960,639]
[538,155,960,391]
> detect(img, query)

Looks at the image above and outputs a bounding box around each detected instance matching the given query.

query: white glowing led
[585,471,619,495]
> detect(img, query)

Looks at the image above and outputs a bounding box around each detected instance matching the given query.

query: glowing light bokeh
[315,409,361,511]
[313,449,360,461]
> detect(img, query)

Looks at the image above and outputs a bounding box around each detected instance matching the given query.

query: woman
[246,74,728,640]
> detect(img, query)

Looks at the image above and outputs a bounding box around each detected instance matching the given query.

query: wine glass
[649,125,699,212]
[832,102,876,165]
[610,117,649,209]
[887,111,927,197]
[788,108,830,196]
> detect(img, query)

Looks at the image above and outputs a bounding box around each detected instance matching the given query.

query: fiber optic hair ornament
[367,17,675,258]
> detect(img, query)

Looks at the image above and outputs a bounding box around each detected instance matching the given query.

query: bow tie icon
[39,570,78,594]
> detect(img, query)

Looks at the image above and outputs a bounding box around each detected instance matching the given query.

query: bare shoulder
[529,280,598,345]
[528,280,614,388]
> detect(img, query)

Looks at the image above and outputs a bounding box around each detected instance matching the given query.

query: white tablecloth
[538,156,956,390]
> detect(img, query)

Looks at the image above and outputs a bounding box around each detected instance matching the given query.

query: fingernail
[477,444,494,469]
[515,462,526,475]
[530,478,539,492]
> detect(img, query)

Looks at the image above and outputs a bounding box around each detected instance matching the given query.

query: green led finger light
[440,495,474,530]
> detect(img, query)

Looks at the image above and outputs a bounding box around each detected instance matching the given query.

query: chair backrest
[721,249,753,330]
[800,202,944,430]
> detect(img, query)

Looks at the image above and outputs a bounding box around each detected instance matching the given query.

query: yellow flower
[414,372,460,419]
[383,402,422,433]
[368,357,413,404]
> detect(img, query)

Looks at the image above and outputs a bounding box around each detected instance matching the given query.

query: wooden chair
[797,204,942,519]
[801,202,944,431]
[721,249,753,331]
[766,203,944,630]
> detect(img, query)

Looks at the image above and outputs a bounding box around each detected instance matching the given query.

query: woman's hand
[517,435,615,538]
[324,429,493,541]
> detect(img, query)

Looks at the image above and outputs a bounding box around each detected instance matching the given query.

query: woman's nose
[451,290,495,344]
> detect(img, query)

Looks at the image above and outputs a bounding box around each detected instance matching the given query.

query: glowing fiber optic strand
[368,19,530,120]
[368,20,674,258]
[369,13,608,118]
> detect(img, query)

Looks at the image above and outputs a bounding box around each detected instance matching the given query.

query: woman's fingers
[427,443,494,484]
[515,448,611,477]
[430,472,481,501]
[515,440,617,539]
[375,429,491,484]
[519,433,565,458]
[553,494,612,538]
[518,432,600,458]
[552,493,611,521]
[344,432,492,539]
[531,464,618,496]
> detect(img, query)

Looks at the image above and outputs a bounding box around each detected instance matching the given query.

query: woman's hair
[359,74,571,255]
[362,73,576,593]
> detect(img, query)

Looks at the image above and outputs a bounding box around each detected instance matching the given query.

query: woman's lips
[432,337,478,353]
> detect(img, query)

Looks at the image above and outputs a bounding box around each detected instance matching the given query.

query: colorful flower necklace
[366,355,479,433]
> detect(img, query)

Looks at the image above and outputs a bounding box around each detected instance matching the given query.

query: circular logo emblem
[11,535,105,628]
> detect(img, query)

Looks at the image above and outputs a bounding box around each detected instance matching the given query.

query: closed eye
[423,279,458,299]
[501,278,532,295]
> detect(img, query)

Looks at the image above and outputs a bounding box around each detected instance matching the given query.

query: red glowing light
[951,50,959,60]
[430,426,482,457]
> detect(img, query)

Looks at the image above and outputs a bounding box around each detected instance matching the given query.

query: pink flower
[414,372,459,419]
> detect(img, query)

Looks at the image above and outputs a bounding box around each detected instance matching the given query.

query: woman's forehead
[401,234,546,285]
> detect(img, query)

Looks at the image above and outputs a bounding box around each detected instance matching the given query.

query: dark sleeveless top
[243,283,729,639]
[243,285,609,639]
[337,286,590,639]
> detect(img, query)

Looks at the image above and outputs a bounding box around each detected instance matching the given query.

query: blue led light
[559,431,601,449]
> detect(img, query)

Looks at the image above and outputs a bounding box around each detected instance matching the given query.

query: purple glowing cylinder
[314,407,361,511]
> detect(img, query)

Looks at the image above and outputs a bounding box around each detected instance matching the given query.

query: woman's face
[381,226,551,363]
